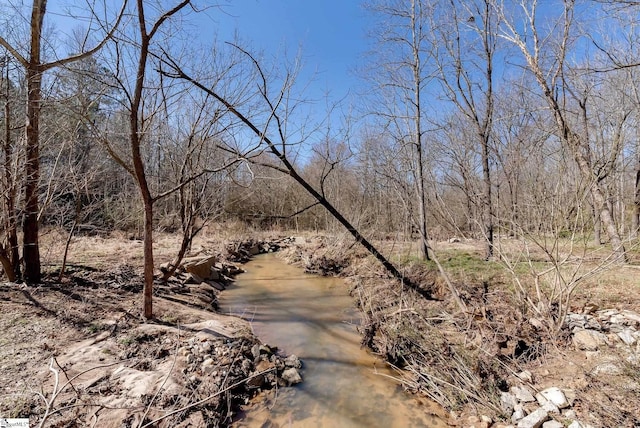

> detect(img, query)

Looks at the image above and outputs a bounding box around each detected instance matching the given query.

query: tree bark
[633,157,640,238]
[3,87,19,279]
[23,1,46,283]
[411,0,431,261]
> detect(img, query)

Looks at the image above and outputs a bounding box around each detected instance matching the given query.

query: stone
[182,256,217,280]
[572,330,608,351]
[512,404,525,423]
[201,358,216,374]
[284,354,302,369]
[206,281,226,291]
[621,310,640,324]
[465,415,490,428]
[618,329,637,346]
[480,415,492,424]
[563,409,577,419]
[542,421,563,428]
[183,272,204,284]
[517,408,549,428]
[540,400,559,414]
[501,392,517,412]
[567,422,583,428]
[516,370,533,382]
[511,385,536,402]
[281,368,302,385]
[536,387,569,409]
[592,362,623,375]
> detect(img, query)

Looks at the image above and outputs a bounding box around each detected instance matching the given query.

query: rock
[201,358,216,374]
[281,368,302,385]
[592,362,623,375]
[540,400,559,414]
[536,387,569,409]
[516,408,549,428]
[182,256,217,280]
[567,422,583,428]
[480,415,492,424]
[200,341,212,353]
[511,385,536,402]
[621,310,640,324]
[249,244,261,255]
[501,392,517,412]
[572,330,608,351]
[208,269,220,281]
[284,354,302,369]
[563,409,577,419]
[206,281,226,291]
[512,404,525,423]
[516,370,533,382]
[542,421,563,428]
[184,272,204,284]
[618,329,637,346]
[465,415,489,428]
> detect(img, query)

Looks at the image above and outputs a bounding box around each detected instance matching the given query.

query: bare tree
[431,0,498,259]
[495,0,628,261]
[364,0,434,260]
[0,54,22,281]
[0,0,126,282]
[161,49,438,298]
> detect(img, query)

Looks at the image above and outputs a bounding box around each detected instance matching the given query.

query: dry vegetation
[1,229,640,426]
[281,233,640,427]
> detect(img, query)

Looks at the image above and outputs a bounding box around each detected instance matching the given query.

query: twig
[140,367,277,427]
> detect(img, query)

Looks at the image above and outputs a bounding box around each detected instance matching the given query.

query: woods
[1,0,640,312]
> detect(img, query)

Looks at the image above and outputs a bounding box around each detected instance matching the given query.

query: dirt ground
[0,231,297,427]
[1,230,640,427]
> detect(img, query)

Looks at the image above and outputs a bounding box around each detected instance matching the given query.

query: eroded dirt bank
[279,235,640,428]
[0,238,301,427]
[2,233,639,427]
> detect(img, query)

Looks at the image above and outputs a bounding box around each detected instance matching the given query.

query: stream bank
[220,253,448,427]
[277,235,640,427]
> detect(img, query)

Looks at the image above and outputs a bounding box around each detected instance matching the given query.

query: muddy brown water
[220,253,447,428]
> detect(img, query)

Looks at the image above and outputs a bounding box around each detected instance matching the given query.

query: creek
[219,253,447,427]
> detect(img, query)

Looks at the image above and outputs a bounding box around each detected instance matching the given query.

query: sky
[208,0,373,105]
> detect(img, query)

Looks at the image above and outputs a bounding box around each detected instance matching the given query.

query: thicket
[1,0,639,317]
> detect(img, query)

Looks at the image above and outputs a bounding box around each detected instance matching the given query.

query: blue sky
[210,0,372,104]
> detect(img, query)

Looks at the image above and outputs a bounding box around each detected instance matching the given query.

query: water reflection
[220,254,446,428]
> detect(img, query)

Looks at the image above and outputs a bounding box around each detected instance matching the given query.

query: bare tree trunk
[132,4,155,318]
[412,4,430,260]
[573,145,625,260]
[23,1,45,283]
[633,157,640,238]
[593,204,602,245]
[3,82,19,280]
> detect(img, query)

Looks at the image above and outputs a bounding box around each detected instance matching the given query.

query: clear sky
[210,0,372,104]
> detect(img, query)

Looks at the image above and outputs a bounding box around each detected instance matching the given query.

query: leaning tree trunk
[572,145,626,261]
